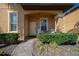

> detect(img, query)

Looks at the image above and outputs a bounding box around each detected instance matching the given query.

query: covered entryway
[22,3,74,37]
[25,12,56,36]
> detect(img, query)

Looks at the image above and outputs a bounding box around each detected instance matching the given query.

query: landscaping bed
[0,33,19,56]
[33,40,79,56]
[32,32,79,56]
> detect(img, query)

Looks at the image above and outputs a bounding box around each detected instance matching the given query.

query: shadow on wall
[68,21,79,34]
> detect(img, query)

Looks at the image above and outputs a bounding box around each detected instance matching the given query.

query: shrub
[37,32,52,44]
[50,32,68,45]
[0,33,19,44]
[51,32,78,45]
[64,33,78,44]
[37,32,78,45]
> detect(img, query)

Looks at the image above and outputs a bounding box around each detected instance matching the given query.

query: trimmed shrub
[0,34,6,43]
[50,32,68,45]
[37,32,52,44]
[0,33,19,44]
[37,32,78,45]
[64,33,78,44]
[51,32,78,45]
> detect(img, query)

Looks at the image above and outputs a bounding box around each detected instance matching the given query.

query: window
[40,18,48,33]
[9,11,18,32]
[41,20,47,32]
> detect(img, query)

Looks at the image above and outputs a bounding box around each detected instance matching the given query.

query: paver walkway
[11,39,35,56]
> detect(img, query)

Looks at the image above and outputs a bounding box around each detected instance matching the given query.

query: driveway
[11,39,36,56]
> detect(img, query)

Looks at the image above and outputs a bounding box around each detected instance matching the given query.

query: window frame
[8,11,18,33]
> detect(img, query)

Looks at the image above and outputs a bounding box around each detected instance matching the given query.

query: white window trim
[40,18,48,32]
[8,11,18,33]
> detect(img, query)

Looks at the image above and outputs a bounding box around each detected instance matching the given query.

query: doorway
[29,22,36,36]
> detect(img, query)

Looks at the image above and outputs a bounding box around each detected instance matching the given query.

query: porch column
[18,11,25,41]
[55,12,65,32]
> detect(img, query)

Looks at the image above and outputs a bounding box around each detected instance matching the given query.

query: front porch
[20,3,74,39]
[24,12,57,36]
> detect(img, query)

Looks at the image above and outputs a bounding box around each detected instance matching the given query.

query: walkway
[11,39,35,56]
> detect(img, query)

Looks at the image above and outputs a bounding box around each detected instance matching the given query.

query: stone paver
[11,39,35,56]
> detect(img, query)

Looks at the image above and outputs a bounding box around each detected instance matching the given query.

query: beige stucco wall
[57,8,79,33]
[0,3,24,40]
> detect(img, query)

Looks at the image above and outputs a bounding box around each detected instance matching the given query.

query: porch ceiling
[21,3,75,11]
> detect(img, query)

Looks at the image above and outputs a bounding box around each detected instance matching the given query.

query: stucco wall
[0,3,24,40]
[57,8,79,33]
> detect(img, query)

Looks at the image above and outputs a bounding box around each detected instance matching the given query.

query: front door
[40,19,48,33]
[29,22,36,36]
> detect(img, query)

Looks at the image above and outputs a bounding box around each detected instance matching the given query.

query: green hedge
[37,32,52,44]
[37,32,78,45]
[0,33,19,44]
